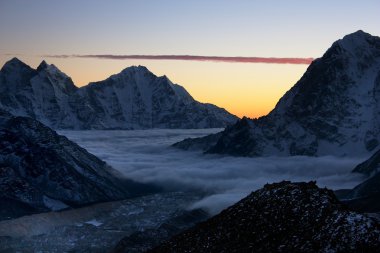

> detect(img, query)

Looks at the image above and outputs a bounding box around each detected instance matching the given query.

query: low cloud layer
[60,129,366,215]
[47,54,314,65]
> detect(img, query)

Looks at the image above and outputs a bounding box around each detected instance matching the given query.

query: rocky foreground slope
[150,181,380,253]
[175,30,380,156]
[0,58,237,129]
[0,110,157,220]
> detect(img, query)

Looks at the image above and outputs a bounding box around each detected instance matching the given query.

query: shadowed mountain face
[336,149,380,213]
[0,110,158,220]
[0,60,238,129]
[150,181,380,253]
[341,173,380,213]
[352,148,380,175]
[175,30,380,157]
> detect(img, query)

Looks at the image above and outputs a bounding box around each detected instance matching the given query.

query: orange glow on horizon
[0,56,309,119]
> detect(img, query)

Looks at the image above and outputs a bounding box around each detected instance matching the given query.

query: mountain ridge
[0,109,158,220]
[175,30,380,157]
[0,59,238,129]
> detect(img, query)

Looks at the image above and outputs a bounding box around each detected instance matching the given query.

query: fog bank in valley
[61,129,365,214]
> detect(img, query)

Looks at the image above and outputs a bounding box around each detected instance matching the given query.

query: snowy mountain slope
[0,58,78,128]
[175,30,380,156]
[74,66,237,129]
[0,60,238,129]
[150,181,380,253]
[0,110,158,220]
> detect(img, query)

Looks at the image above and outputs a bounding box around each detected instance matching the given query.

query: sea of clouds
[60,129,366,214]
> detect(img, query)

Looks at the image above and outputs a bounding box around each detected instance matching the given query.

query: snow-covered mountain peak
[103,65,157,88]
[342,29,371,41]
[1,57,28,70]
[156,75,173,85]
[113,66,181,91]
[120,65,152,76]
[33,61,77,94]
[36,60,49,71]
[0,59,238,129]
[0,58,36,94]
[175,31,380,156]
[331,30,380,58]
[42,63,71,79]
[37,60,67,76]
[0,57,33,74]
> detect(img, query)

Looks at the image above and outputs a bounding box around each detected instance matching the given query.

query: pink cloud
[46,54,314,65]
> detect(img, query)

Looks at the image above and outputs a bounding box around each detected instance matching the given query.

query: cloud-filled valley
[60,129,365,214]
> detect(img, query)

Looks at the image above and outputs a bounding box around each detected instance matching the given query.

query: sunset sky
[0,0,379,118]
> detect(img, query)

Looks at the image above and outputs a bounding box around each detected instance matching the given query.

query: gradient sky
[0,0,379,118]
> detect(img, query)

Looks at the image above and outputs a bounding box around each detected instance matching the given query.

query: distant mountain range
[0,59,238,129]
[0,110,158,220]
[175,30,380,157]
[148,181,380,253]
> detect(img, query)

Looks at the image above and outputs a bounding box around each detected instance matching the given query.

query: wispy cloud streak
[45,54,314,65]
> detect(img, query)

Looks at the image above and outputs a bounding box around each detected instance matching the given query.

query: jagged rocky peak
[0,58,36,95]
[0,58,238,129]
[36,60,49,71]
[35,60,77,93]
[4,57,23,66]
[121,65,150,73]
[36,59,69,76]
[334,30,379,53]
[150,181,380,253]
[114,66,174,88]
[99,65,157,86]
[1,57,30,71]
[114,65,156,81]
[0,57,34,80]
[175,30,380,156]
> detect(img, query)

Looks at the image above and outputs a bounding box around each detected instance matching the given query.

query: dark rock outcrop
[151,181,380,253]
[112,209,209,253]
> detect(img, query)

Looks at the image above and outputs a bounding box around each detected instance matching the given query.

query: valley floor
[0,192,202,252]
